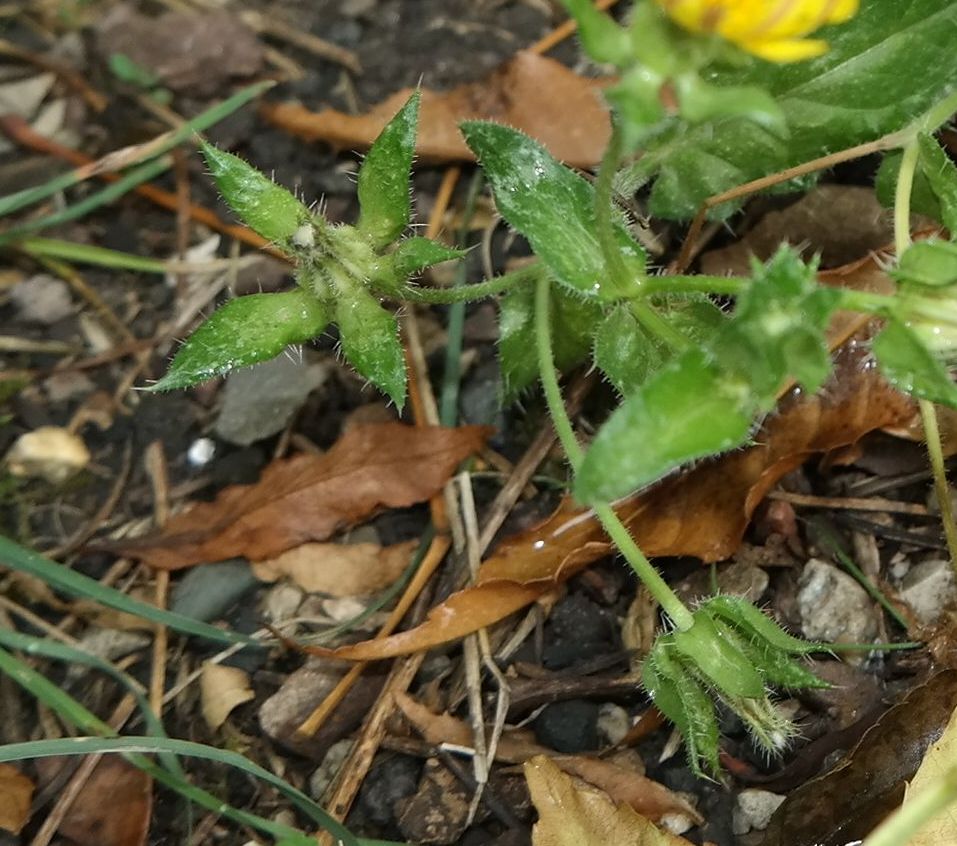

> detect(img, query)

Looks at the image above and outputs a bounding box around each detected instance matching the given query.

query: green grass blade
[0,736,359,844]
[0,648,344,846]
[0,535,259,646]
[0,80,273,219]
[14,237,168,273]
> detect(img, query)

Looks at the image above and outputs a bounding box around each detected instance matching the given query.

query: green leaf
[357,91,420,249]
[575,349,754,502]
[918,133,957,234]
[704,595,822,655]
[201,142,312,246]
[460,121,645,299]
[391,236,465,278]
[873,318,957,407]
[593,305,663,396]
[108,53,160,88]
[894,239,957,287]
[335,288,406,408]
[152,289,329,391]
[670,613,766,699]
[876,150,943,221]
[499,282,602,399]
[630,0,957,219]
[674,76,787,136]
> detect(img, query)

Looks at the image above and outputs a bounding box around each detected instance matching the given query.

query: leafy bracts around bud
[357,92,420,249]
[201,142,312,248]
[643,596,826,777]
[335,288,407,409]
[150,289,330,391]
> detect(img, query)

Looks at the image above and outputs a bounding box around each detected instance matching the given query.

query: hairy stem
[400,265,535,305]
[593,124,634,298]
[534,271,695,631]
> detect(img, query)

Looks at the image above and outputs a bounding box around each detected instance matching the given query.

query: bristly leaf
[460,121,646,299]
[151,290,329,392]
[200,142,311,247]
[593,305,663,396]
[917,133,957,235]
[873,318,957,408]
[894,239,957,288]
[391,237,465,278]
[627,0,957,219]
[499,282,602,400]
[335,288,407,409]
[357,91,420,249]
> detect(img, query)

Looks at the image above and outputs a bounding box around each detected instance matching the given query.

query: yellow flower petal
[654,0,860,62]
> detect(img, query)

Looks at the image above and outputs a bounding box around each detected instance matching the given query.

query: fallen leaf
[395,692,701,825]
[308,325,915,661]
[200,662,255,731]
[526,755,694,846]
[262,51,611,168]
[896,694,957,845]
[762,670,957,846]
[36,756,151,846]
[251,539,417,595]
[106,422,488,569]
[0,763,33,834]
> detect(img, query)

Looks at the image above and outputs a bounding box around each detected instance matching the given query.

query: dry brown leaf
[0,763,33,834]
[252,539,417,595]
[394,692,701,824]
[106,423,488,570]
[526,755,695,846]
[44,756,151,846]
[262,51,611,168]
[200,662,255,731]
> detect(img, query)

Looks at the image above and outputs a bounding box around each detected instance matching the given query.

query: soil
[0,2,953,846]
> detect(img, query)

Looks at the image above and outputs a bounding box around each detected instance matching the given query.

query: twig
[145,442,171,718]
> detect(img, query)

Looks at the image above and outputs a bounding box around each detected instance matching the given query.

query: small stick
[145,442,171,718]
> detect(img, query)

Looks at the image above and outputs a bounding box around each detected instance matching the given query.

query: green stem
[641,274,748,296]
[863,762,957,846]
[921,397,957,575]
[893,132,957,574]
[594,123,634,298]
[401,264,535,305]
[630,300,693,352]
[534,271,695,631]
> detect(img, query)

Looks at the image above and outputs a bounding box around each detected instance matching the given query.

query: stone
[732,788,786,835]
[596,702,631,746]
[534,699,601,753]
[10,274,73,324]
[899,559,957,625]
[309,739,354,802]
[797,559,878,647]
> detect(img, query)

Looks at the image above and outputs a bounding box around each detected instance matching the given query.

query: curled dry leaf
[526,755,694,846]
[200,661,255,731]
[762,670,957,846]
[105,423,489,570]
[251,539,417,596]
[0,763,33,834]
[262,51,611,168]
[394,692,701,825]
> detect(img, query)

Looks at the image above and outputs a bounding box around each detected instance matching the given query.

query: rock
[170,559,258,623]
[10,274,73,324]
[534,699,600,753]
[309,739,354,802]
[732,788,786,835]
[797,559,878,647]
[596,702,631,746]
[262,582,304,623]
[355,753,421,827]
[899,559,957,625]
[542,593,616,670]
[214,355,329,446]
[5,426,89,484]
[396,758,470,844]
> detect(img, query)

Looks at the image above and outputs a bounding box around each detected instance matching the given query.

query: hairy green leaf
[918,133,957,234]
[630,0,957,219]
[593,305,662,396]
[357,92,420,248]
[152,289,329,391]
[335,288,406,409]
[460,121,645,298]
[894,239,957,287]
[391,236,465,278]
[201,142,311,246]
[499,282,601,399]
[873,318,957,407]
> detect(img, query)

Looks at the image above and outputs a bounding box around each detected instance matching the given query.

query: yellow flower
[655,0,860,62]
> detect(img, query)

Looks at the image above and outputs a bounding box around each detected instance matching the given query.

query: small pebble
[534,699,600,753]
[596,702,631,746]
[309,739,354,802]
[732,788,786,835]
[899,558,957,625]
[797,559,878,647]
[5,426,90,484]
[10,274,73,324]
